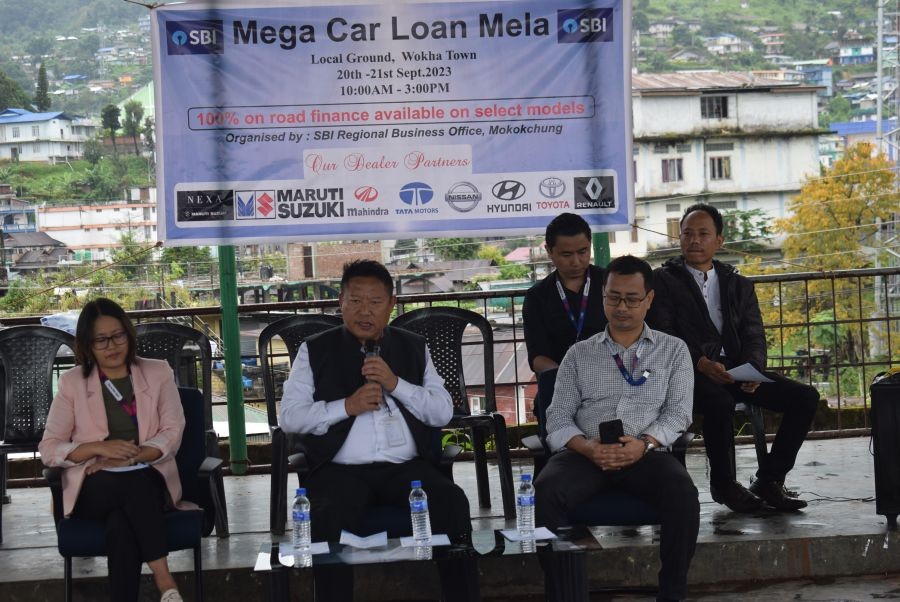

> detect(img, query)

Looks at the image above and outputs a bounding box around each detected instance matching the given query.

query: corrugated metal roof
[0,108,72,124]
[831,118,897,136]
[632,72,807,93]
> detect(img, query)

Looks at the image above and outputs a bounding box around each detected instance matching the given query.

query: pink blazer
[39,357,190,517]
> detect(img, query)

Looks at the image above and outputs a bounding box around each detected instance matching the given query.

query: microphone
[363,339,390,414]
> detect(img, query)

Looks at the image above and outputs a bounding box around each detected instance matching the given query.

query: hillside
[641,0,873,28]
[0,0,143,37]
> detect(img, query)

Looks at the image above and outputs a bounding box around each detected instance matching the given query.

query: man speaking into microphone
[280,259,475,602]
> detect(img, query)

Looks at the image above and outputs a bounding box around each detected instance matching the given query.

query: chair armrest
[287,452,309,473]
[42,467,65,525]
[198,456,224,480]
[522,434,547,457]
[670,431,695,467]
[440,444,462,466]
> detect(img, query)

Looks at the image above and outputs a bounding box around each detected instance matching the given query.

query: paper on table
[279,541,330,556]
[726,363,774,383]
[500,527,558,542]
[101,462,149,473]
[399,534,451,547]
[340,530,388,549]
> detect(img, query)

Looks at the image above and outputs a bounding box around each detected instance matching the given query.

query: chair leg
[491,413,516,520]
[749,404,769,469]
[211,470,230,538]
[470,427,491,509]
[194,545,204,602]
[1,453,9,504]
[270,433,288,535]
[65,556,73,602]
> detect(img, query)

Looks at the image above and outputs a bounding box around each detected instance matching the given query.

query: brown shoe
[749,479,808,511]
[710,480,766,513]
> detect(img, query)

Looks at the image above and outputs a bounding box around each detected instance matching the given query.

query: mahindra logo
[354,186,378,203]
[492,180,526,201]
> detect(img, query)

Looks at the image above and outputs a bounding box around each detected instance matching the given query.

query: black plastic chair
[135,322,228,537]
[523,368,694,526]
[391,306,516,520]
[44,387,225,602]
[735,402,768,476]
[257,313,343,534]
[0,325,74,544]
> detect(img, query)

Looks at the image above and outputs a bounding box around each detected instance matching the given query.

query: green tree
[723,208,772,254]
[33,63,50,111]
[122,100,144,155]
[141,116,155,154]
[101,104,121,155]
[633,11,650,32]
[162,245,213,279]
[428,237,480,260]
[110,230,153,280]
[83,137,103,165]
[0,68,32,110]
[822,95,852,126]
[477,245,506,264]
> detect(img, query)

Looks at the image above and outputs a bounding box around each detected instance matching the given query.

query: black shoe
[710,480,766,513]
[749,479,808,511]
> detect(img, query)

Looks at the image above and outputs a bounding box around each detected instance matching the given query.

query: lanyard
[555,269,590,340]
[604,338,650,386]
[98,370,138,425]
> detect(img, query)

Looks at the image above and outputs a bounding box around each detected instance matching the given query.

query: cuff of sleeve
[642,425,676,448]
[547,426,585,453]
[389,378,414,403]
[141,441,168,463]
[326,399,350,424]
[54,442,80,467]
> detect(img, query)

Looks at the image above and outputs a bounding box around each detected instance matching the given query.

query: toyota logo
[492,180,526,201]
[539,177,566,199]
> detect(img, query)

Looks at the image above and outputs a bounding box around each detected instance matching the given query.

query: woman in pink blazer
[40,298,188,602]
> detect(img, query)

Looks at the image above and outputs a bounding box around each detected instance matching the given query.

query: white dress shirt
[279,342,452,464]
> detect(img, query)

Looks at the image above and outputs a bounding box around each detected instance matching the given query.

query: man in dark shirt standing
[648,204,818,513]
[523,213,607,373]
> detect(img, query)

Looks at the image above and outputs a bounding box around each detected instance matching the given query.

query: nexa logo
[166,20,224,55]
[176,189,234,222]
[557,9,614,43]
[492,180,526,201]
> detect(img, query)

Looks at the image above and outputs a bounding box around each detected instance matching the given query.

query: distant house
[793,59,834,97]
[3,231,69,275]
[670,49,705,63]
[836,40,875,65]
[830,119,899,161]
[399,259,497,293]
[704,34,754,55]
[0,108,98,164]
[759,32,785,55]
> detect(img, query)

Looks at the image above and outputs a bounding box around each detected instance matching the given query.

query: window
[661,158,683,183]
[11,127,19,138]
[31,126,39,137]
[706,141,734,152]
[709,156,732,180]
[676,143,692,153]
[701,95,729,119]
[667,218,681,240]
[710,200,737,210]
[653,143,670,154]
[32,143,39,153]
[666,203,681,213]
[469,396,484,414]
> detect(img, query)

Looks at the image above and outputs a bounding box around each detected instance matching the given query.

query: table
[254,527,603,602]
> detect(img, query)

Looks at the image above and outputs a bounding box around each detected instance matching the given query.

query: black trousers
[72,468,168,602]
[534,450,699,600]
[304,458,477,602]
[694,369,819,485]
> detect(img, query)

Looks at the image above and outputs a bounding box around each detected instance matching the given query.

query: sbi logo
[166,20,224,55]
[557,9,614,44]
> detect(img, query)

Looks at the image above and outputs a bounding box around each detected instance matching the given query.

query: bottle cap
[521,474,532,482]
[411,480,422,488]
[296,488,306,496]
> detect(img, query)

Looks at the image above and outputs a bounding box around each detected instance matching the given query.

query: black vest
[301,325,434,469]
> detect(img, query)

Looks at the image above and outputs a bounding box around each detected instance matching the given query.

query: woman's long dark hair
[74,298,137,377]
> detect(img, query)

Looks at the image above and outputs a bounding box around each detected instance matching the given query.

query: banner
[152,0,632,246]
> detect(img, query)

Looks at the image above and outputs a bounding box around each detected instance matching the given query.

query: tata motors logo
[445,182,482,212]
[235,191,275,220]
[166,20,224,55]
[176,189,234,221]
[492,180,526,201]
[557,9,614,43]
[399,182,433,206]
[574,176,617,213]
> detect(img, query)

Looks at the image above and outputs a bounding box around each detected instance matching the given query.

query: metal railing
[6,266,899,436]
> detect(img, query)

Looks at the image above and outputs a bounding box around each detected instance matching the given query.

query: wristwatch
[640,435,658,455]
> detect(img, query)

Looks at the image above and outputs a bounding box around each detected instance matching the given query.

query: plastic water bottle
[409,480,432,543]
[516,474,536,539]
[292,487,311,551]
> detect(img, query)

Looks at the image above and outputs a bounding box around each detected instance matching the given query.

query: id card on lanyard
[604,338,651,386]
[555,269,590,341]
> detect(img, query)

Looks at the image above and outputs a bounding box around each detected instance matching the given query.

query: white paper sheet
[399,534,451,547]
[726,363,774,383]
[101,462,149,473]
[500,527,558,542]
[339,530,388,549]
[279,541,330,556]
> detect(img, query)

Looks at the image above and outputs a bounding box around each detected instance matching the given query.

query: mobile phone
[597,419,624,444]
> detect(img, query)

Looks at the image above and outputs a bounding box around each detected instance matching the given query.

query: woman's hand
[85,457,132,475]
[92,440,140,460]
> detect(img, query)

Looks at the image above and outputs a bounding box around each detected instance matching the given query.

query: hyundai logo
[492,180,526,201]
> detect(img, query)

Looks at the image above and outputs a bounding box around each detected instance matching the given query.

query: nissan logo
[492,180,526,201]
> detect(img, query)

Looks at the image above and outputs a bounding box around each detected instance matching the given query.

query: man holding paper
[649,204,818,513]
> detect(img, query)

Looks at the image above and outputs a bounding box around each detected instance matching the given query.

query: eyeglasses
[603,294,648,308]
[92,331,128,350]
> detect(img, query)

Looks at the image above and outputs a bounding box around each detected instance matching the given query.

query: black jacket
[648,257,767,371]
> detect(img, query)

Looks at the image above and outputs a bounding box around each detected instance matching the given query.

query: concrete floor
[1,435,898,600]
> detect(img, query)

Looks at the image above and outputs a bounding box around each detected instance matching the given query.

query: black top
[522,263,607,370]
[648,257,767,371]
